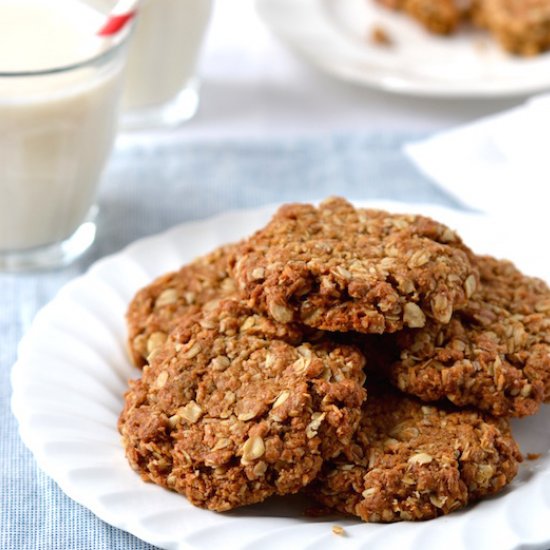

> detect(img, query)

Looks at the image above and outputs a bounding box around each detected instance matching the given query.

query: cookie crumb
[526,453,542,461]
[473,37,490,54]
[332,525,345,536]
[370,25,392,45]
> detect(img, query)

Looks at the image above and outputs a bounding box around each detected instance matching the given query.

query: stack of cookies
[375,0,550,56]
[118,197,550,522]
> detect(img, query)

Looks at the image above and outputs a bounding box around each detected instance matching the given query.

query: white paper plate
[256,0,550,97]
[11,201,550,550]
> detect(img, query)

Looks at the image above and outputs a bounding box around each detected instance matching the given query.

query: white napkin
[405,94,550,216]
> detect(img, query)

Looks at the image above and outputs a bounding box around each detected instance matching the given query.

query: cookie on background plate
[126,244,238,368]
[231,197,478,335]
[479,0,550,56]
[119,299,367,512]
[388,256,550,417]
[376,0,462,35]
[309,382,522,523]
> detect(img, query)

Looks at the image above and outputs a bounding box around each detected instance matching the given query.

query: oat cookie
[126,244,238,367]
[376,0,465,34]
[119,299,367,511]
[478,0,550,56]
[310,383,522,522]
[388,256,550,417]
[375,0,550,55]
[231,197,477,335]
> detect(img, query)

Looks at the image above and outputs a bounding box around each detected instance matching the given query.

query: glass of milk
[121,0,213,130]
[0,0,131,271]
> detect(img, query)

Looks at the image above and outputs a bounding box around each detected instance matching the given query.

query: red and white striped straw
[97,0,139,37]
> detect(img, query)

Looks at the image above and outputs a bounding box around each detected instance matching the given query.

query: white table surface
[131,0,530,142]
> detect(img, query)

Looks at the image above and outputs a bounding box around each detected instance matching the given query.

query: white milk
[122,0,212,110]
[0,0,125,252]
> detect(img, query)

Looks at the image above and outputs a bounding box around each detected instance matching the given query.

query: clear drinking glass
[0,8,130,272]
[121,0,213,130]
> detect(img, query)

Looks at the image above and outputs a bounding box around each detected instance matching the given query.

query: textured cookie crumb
[526,453,542,461]
[370,25,393,45]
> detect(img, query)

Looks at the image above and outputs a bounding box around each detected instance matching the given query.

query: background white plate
[11,201,550,550]
[256,0,550,97]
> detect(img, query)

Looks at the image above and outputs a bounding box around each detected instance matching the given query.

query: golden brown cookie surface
[388,256,550,417]
[126,244,238,367]
[119,299,367,512]
[310,383,522,522]
[231,197,478,335]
